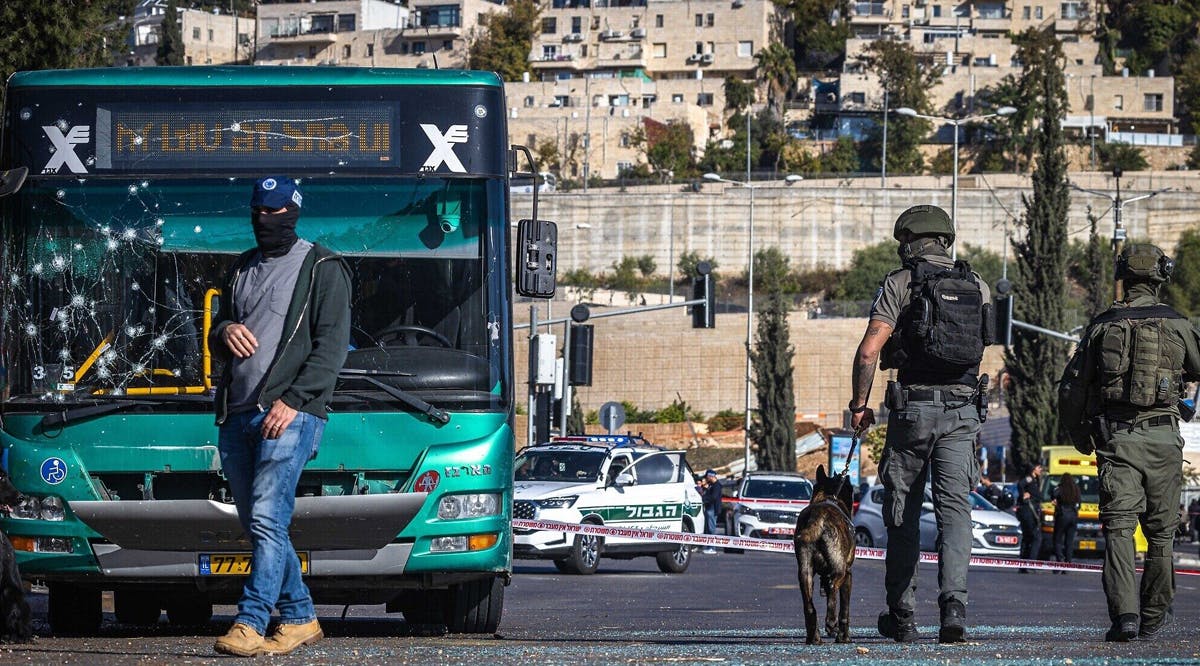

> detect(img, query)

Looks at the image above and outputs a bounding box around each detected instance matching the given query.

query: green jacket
[1059,284,1200,447]
[209,243,352,425]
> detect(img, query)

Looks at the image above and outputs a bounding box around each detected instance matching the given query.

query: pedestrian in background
[1052,473,1081,571]
[1016,463,1045,572]
[701,469,722,554]
[1058,243,1200,641]
[210,177,352,657]
[977,469,1009,510]
[1189,498,1199,544]
[847,205,994,644]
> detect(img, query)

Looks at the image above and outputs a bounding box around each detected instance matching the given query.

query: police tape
[512,518,1200,577]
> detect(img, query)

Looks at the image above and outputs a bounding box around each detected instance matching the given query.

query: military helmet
[893,205,954,244]
[1116,243,1174,283]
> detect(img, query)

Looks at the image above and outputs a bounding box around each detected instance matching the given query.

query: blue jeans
[704,507,718,535]
[218,409,324,635]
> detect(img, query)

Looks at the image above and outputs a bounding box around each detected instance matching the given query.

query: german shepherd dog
[0,468,33,643]
[793,464,856,644]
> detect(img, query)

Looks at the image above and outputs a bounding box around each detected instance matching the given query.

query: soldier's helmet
[893,205,954,244]
[1116,243,1174,283]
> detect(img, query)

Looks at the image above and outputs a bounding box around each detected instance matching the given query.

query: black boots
[1105,614,1139,642]
[877,610,919,643]
[939,600,968,644]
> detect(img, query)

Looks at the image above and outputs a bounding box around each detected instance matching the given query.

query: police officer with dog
[1059,243,1200,642]
[848,205,993,644]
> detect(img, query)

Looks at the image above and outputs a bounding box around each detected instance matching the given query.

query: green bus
[0,67,554,634]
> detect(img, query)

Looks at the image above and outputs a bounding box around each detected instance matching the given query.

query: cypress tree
[0,1,131,98]
[157,0,185,67]
[750,249,796,472]
[1006,28,1071,473]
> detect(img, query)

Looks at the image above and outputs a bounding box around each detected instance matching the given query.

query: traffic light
[568,323,594,386]
[691,261,715,329]
[994,279,1013,347]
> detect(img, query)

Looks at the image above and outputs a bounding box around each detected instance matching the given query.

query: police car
[724,472,813,540]
[512,435,704,574]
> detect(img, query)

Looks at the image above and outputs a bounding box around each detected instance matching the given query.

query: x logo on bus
[415,470,440,494]
[419,124,468,173]
[42,125,91,174]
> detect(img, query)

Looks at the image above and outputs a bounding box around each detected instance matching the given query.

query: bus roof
[7,66,502,90]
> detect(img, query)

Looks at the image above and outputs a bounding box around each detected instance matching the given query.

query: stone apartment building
[125,0,255,66]
[507,0,784,179]
[835,0,1176,145]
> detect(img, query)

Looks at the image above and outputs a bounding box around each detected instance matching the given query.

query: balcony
[268,29,340,45]
[406,22,463,38]
[849,2,893,23]
[597,48,646,68]
[972,10,1010,30]
[530,53,586,69]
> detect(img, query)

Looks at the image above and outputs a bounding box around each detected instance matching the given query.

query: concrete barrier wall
[520,173,1200,274]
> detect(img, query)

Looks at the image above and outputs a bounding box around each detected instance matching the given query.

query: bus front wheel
[444,577,504,634]
[48,583,102,636]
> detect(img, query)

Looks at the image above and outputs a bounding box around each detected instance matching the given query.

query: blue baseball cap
[250,176,302,210]
[705,469,717,477]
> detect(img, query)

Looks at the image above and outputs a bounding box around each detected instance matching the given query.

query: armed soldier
[848,205,994,644]
[1059,244,1200,642]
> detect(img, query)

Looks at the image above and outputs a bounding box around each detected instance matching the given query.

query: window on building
[542,44,558,59]
[401,42,408,54]
[1035,6,1043,18]
[656,14,664,27]
[413,41,426,55]
[643,94,656,108]
[1144,93,1163,112]
[610,94,629,106]
[902,4,910,17]
[525,96,536,107]
[592,16,600,29]
[542,17,557,34]
[706,13,715,26]
[846,92,864,104]
[580,44,587,57]
[695,13,703,26]
[311,14,334,33]
[1114,94,1123,110]
[653,42,667,58]
[932,5,942,16]
[672,93,684,103]
[338,14,356,32]
[738,41,753,57]
[1022,5,1030,17]
[707,41,714,54]
[309,45,319,58]
[186,55,193,65]
[208,29,214,41]
[418,6,461,27]
[366,42,375,57]
[697,92,714,106]
[343,44,351,58]
[1060,1,1083,18]
[262,18,279,37]
[442,40,451,50]
[632,16,640,28]
[695,41,704,54]
[617,161,634,175]
[554,94,571,105]
[572,16,582,32]
[1085,94,1094,111]
[620,134,631,148]
[193,27,201,40]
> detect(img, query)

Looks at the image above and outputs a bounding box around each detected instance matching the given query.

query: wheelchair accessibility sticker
[40,457,68,485]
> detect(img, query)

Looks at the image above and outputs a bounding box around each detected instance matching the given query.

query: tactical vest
[881,259,992,386]
[1090,305,1186,408]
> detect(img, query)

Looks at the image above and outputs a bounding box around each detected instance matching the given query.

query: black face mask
[251,205,300,258]
[897,236,949,265]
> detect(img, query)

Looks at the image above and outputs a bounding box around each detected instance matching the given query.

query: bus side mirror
[516,218,557,299]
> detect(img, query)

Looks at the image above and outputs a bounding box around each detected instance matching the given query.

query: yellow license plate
[200,552,309,576]
[1078,540,1097,550]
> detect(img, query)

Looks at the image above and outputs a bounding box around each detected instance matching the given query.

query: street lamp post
[881,88,888,188]
[1071,167,1172,300]
[702,172,802,476]
[894,106,1017,259]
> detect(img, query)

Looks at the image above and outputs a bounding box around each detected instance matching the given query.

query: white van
[509,172,557,194]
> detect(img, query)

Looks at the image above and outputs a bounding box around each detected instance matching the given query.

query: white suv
[724,472,813,540]
[512,435,704,574]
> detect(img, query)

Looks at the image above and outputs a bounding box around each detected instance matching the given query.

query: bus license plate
[1078,540,1097,550]
[995,535,1018,545]
[200,552,310,576]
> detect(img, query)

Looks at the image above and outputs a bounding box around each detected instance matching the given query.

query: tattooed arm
[850,319,893,430]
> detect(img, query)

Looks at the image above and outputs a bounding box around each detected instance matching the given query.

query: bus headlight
[9,495,66,521]
[438,493,501,520]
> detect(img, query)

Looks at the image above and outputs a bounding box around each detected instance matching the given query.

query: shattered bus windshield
[0,176,507,408]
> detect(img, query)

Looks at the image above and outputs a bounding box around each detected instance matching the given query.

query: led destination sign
[94,103,395,171]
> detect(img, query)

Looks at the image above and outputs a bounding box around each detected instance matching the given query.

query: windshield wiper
[39,394,212,430]
[337,369,449,425]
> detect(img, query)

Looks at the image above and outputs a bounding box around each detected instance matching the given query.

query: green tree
[607,256,643,293]
[534,138,560,174]
[0,0,132,93]
[958,243,1004,291]
[1006,28,1072,473]
[724,75,755,113]
[1081,210,1115,319]
[1189,142,1200,170]
[635,255,657,278]
[1180,49,1200,133]
[858,40,940,174]
[156,0,185,66]
[755,42,798,117]
[751,247,793,295]
[699,108,786,173]
[1164,227,1200,317]
[929,148,955,175]
[567,395,586,435]
[776,0,851,69]
[975,75,1030,172]
[677,251,719,283]
[819,136,860,174]
[629,121,696,177]
[1097,142,1149,172]
[832,241,897,301]
[750,287,796,472]
[467,0,539,81]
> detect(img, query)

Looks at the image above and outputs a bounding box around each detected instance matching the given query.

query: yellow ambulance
[1039,446,1148,557]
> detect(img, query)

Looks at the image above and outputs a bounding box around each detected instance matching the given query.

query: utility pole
[881,88,888,188]
[583,76,591,192]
